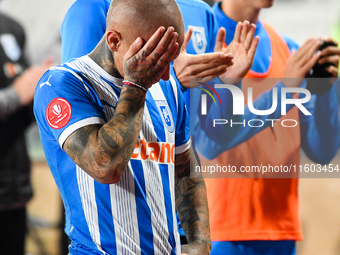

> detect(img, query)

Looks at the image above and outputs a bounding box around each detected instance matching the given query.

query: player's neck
[89,37,122,78]
[221,0,260,24]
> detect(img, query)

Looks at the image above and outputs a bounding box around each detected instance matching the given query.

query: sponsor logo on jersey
[131,138,175,164]
[189,26,207,54]
[46,98,72,129]
[40,75,53,89]
[155,100,174,133]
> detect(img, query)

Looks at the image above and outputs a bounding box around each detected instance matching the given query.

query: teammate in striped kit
[34,0,211,254]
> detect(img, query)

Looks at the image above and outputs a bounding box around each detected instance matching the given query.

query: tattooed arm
[63,27,180,184]
[63,86,146,184]
[175,148,212,255]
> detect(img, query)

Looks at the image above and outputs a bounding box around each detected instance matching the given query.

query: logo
[156,101,174,133]
[189,26,207,54]
[131,138,175,164]
[40,75,52,88]
[52,104,62,116]
[46,98,72,129]
[199,83,312,128]
[198,83,222,115]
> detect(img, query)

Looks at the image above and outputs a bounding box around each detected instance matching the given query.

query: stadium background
[1,0,340,254]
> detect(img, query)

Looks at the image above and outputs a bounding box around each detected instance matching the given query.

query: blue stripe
[148,82,178,252]
[171,249,177,255]
[159,164,176,252]
[131,160,154,255]
[116,172,136,254]
[94,182,117,253]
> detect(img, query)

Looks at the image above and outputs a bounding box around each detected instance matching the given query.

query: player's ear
[106,30,121,52]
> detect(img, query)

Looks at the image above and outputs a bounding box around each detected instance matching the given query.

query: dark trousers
[0,208,27,255]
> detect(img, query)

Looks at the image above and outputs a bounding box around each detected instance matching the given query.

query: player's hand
[123,26,180,90]
[283,37,322,87]
[318,37,340,78]
[218,21,259,84]
[173,27,233,88]
[13,56,53,105]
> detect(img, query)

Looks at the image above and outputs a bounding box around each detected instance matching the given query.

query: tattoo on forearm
[175,148,211,253]
[64,86,146,183]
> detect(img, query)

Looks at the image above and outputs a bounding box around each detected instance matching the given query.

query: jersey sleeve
[206,5,218,53]
[280,34,340,163]
[33,68,105,148]
[61,0,109,63]
[299,85,340,164]
[170,76,191,154]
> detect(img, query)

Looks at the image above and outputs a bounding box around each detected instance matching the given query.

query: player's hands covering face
[123,27,180,90]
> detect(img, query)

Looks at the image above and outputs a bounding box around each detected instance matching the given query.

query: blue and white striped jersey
[34,55,191,255]
[60,0,218,241]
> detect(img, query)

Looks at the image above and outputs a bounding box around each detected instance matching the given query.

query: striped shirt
[34,56,190,255]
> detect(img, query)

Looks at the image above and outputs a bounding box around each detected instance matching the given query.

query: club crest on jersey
[156,101,174,133]
[189,26,207,54]
[46,98,72,129]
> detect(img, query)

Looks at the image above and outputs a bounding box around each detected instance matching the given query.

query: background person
[0,66,46,118]
[0,9,52,255]
[196,1,340,255]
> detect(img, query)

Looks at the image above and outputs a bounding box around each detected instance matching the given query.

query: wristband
[123,80,148,92]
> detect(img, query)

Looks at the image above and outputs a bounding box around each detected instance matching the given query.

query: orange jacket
[201,22,303,241]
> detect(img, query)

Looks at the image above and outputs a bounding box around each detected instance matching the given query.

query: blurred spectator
[0,63,51,118]
[0,10,51,255]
